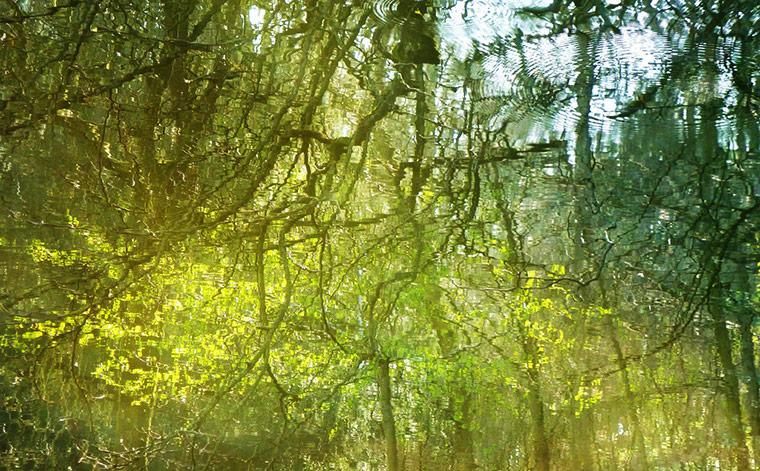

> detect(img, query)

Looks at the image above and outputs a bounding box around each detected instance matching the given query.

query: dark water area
[1,1,760,470]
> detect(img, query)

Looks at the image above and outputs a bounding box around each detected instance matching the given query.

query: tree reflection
[1,0,760,470]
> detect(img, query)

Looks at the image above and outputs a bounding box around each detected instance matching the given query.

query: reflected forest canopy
[2,0,760,470]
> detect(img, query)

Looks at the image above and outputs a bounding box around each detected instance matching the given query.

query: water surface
[1,0,759,470]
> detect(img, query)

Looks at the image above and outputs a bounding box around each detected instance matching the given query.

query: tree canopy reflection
[1,0,759,470]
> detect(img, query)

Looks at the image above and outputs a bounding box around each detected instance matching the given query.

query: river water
[1,1,759,470]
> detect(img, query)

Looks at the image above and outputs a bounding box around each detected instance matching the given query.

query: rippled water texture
[1,0,760,470]
[434,1,750,144]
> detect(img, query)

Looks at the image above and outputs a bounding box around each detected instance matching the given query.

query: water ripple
[368,0,407,26]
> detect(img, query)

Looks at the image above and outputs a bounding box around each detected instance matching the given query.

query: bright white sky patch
[248,6,266,29]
